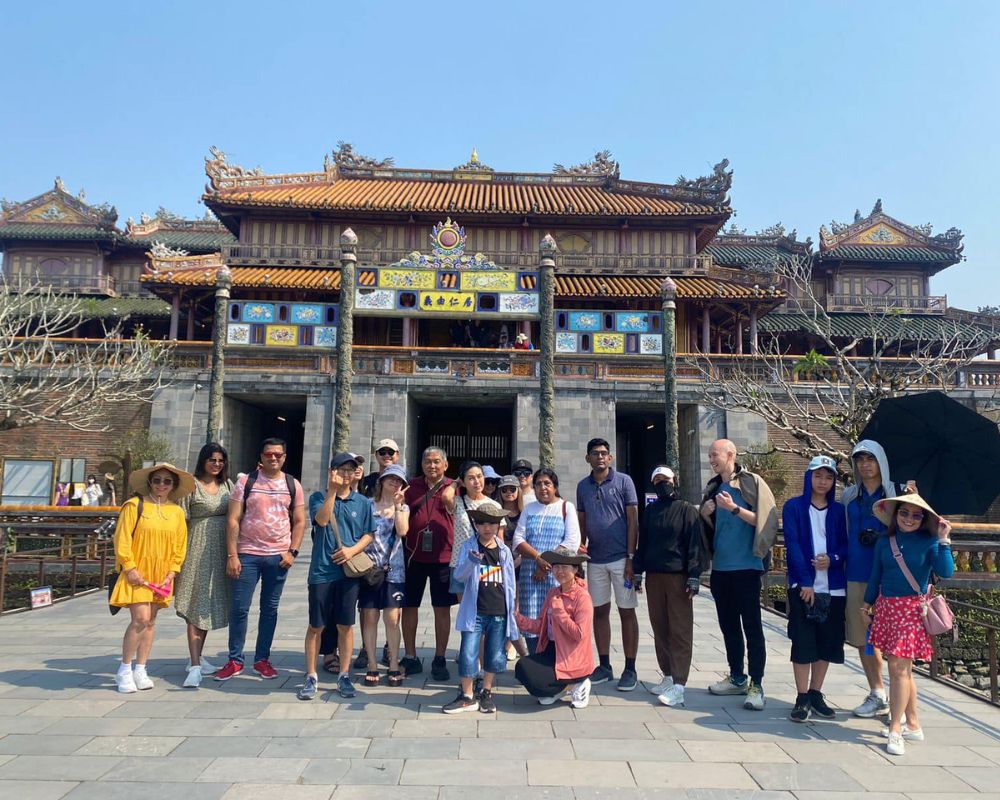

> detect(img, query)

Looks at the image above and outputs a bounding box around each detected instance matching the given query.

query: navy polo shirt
[576,468,638,564]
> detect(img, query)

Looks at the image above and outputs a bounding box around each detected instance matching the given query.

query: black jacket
[634,496,705,580]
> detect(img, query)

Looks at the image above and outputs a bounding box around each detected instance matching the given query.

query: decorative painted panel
[355,289,396,310]
[290,304,324,324]
[568,312,601,331]
[460,271,517,292]
[593,333,625,354]
[499,293,539,314]
[314,327,337,347]
[379,269,437,289]
[227,324,251,345]
[265,325,298,346]
[616,312,650,332]
[640,334,662,354]
[242,302,276,323]
[420,291,476,311]
[556,332,577,353]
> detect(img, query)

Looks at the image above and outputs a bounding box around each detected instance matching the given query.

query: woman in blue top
[782,455,848,723]
[861,493,953,756]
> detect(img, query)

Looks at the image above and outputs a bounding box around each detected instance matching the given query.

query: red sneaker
[214,660,244,681]
[253,659,279,679]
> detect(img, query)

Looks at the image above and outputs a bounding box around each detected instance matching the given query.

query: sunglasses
[897,508,925,521]
[513,470,532,478]
[262,452,285,460]
[377,448,396,457]
[150,477,175,486]
[500,487,518,494]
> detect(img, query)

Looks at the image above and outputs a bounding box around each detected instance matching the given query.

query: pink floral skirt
[870,594,934,661]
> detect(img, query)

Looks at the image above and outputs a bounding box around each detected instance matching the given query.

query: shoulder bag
[328,501,382,588]
[888,535,956,640]
[107,496,145,615]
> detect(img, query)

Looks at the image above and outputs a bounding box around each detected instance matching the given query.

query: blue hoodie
[783,466,848,591]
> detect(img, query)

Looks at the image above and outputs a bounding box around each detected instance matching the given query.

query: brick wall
[0,401,152,501]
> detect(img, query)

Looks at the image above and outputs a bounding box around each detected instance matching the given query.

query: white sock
[134,664,148,675]
[117,661,133,676]
[307,672,318,680]
[874,688,887,700]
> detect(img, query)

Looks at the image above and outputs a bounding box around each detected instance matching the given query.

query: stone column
[168,292,181,340]
[661,277,679,471]
[538,234,558,469]
[185,298,196,341]
[332,228,357,453]
[736,316,744,355]
[702,306,710,353]
[749,306,759,354]
[206,265,232,444]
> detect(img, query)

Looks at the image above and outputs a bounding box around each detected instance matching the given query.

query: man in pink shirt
[216,437,306,681]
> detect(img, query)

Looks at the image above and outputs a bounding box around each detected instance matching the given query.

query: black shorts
[404,560,456,608]
[308,579,361,629]
[359,580,406,610]
[787,590,846,665]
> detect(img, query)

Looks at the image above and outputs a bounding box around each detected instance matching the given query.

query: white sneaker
[853,692,889,718]
[649,676,674,695]
[743,680,765,710]
[537,691,565,705]
[881,724,924,741]
[115,670,137,694]
[658,684,686,707]
[186,658,219,675]
[183,665,203,688]
[570,678,591,709]
[886,731,906,756]
[133,669,154,691]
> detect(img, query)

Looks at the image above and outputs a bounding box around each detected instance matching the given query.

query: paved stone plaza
[2,551,999,800]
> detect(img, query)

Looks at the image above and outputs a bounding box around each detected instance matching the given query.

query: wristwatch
[730,506,741,516]
[288,549,299,558]
[626,554,634,560]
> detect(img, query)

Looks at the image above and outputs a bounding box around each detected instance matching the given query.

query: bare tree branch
[0,277,174,431]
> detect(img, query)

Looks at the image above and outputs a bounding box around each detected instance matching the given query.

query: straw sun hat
[873,493,940,530]
[127,462,196,502]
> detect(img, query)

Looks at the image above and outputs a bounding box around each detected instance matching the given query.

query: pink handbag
[888,536,956,639]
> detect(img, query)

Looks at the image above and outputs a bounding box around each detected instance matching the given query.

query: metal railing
[1,534,113,615]
[826,294,948,315]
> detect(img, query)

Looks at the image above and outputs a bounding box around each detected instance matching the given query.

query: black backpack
[241,470,297,520]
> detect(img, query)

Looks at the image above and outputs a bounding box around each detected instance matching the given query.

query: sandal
[387,670,403,687]
[322,656,340,674]
[364,670,380,686]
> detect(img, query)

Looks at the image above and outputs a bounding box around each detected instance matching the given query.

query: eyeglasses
[513,470,532,478]
[500,487,518,494]
[206,458,226,465]
[150,477,175,486]
[262,452,285,460]
[898,508,925,521]
[376,448,396,457]
[589,451,611,459]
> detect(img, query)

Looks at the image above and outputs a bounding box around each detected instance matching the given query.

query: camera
[858,528,879,547]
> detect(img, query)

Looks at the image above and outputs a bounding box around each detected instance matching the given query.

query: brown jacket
[700,465,778,560]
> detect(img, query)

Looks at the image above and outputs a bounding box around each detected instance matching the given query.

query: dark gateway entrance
[414,398,515,478]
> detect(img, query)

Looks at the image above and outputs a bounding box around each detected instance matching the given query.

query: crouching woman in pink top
[514,547,595,708]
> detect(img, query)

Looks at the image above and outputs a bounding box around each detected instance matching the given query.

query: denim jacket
[453,535,519,639]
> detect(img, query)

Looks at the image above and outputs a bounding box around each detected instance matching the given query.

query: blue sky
[2,1,997,310]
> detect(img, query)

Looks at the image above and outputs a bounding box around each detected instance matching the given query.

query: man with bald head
[700,438,778,711]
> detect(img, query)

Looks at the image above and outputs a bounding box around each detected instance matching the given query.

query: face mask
[655,482,676,501]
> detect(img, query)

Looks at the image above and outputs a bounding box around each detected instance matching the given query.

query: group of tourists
[105,432,954,756]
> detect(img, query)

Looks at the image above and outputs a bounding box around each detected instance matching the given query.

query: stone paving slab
[2,541,1000,797]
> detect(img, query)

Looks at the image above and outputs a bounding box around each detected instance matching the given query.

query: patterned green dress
[174,479,233,630]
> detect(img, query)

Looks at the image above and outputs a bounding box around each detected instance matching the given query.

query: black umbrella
[859,391,1000,516]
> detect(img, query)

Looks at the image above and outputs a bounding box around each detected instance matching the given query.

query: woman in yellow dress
[110,462,194,693]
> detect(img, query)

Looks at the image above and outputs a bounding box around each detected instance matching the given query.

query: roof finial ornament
[553,150,620,177]
[871,198,883,215]
[54,176,66,192]
[854,209,861,222]
[470,147,479,164]
[455,148,494,172]
[330,141,394,170]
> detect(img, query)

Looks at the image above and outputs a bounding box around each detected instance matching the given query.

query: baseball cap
[650,466,675,483]
[330,452,360,469]
[376,464,408,487]
[512,458,533,472]
[807,455,837,473]
[377,438,399,453]
[498,475,519,490]
[482,465,501,481]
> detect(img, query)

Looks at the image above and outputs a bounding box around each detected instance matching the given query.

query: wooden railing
[826,294,948,315]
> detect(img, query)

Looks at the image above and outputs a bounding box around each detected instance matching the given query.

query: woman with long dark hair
[450,461,501,599]
[861,493,954,756]
[174,443,234,688]
[512,468,581,653]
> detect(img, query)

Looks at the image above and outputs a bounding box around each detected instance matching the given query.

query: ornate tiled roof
[706,223,812,269]
[202,145,734,231]
[0,178,118,244]
[76,297,172,319]
[817,200,962,273]
[120,211,235,253]
[556,275,785,301]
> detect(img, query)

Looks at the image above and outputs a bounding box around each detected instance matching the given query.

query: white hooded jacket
[841,439,899,511]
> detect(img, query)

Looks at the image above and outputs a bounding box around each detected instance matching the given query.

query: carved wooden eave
[142,251,225,282]
[125,213,228,238]
[712,222,813,256]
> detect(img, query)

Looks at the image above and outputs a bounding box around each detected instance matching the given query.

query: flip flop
[364,670,380,686]
[387,670,403,687]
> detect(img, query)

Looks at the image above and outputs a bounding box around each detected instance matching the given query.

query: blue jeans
[228,554,289,665]
[458,614,508,678]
